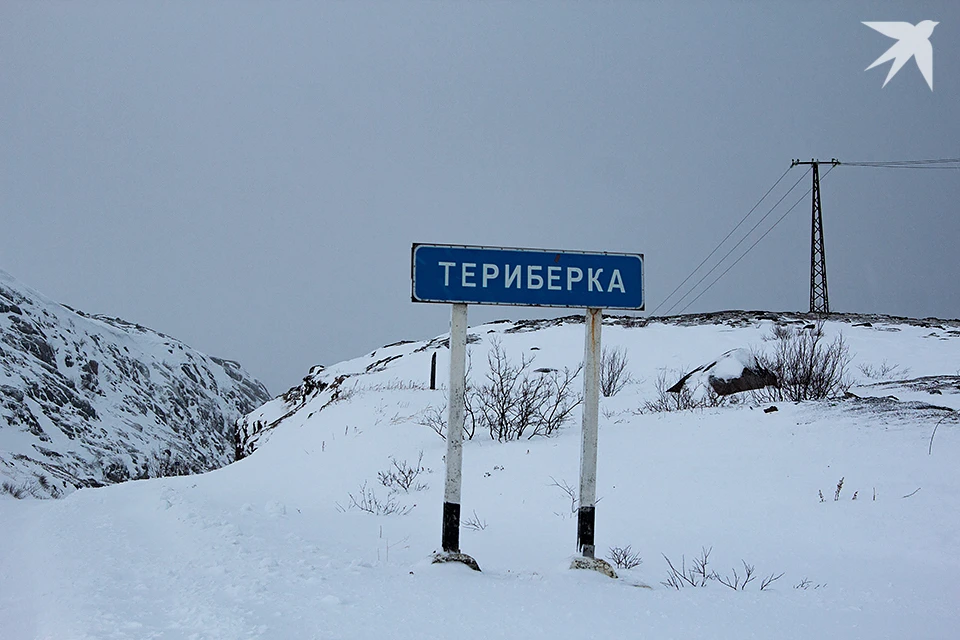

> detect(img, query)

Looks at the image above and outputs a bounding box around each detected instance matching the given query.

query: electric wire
[677,164,837,315]
[660,167,811,317]
[842,165,958,170]
[655,156,953,318]
[649,165,794,316]
[841,157,960,169]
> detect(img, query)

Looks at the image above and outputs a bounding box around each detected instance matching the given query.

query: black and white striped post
[442,302,467,554]
[577,307,602,558]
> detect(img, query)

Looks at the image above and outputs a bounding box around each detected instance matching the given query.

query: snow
[707,347,759,380]
[1,313,959,639]
[0,270,270,495]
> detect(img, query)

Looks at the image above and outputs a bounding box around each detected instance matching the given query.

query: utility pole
[791,158,840,314]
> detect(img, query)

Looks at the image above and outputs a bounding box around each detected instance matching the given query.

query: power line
[656,155,953,318]
[843,157,959,165]
[649,166,794,316]
[842,164,959,170]
[661,167,810,317]
[677,164,837,315]
[841,157,960,169]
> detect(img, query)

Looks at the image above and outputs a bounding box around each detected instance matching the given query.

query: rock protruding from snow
[0,269,271,498]
[668,348,777,397]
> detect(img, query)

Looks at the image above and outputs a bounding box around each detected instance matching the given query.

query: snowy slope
[1,311,958,639]
[0,269,271,497]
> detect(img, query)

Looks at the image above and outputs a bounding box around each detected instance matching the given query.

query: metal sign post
[412,243,643,572]
[577,307,602,558]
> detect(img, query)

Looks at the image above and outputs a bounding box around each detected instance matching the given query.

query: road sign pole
[577,307,602,558]
[442,302,468,553]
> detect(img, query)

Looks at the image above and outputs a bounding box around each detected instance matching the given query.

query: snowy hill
[1,311,958,639]
[0,269,270,497]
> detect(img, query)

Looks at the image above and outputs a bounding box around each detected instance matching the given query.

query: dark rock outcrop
[668,348,777,397]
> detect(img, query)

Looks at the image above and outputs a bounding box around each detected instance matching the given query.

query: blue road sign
[412,244,643,310]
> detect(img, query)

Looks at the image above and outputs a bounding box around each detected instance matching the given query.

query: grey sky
[3,1,958,393]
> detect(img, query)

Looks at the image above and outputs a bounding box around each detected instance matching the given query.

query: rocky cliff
[0,269,271,498]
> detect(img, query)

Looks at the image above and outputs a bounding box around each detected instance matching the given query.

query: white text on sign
[437,262,627,293]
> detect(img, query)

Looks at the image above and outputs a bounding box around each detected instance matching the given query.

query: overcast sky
[3,1,958,394]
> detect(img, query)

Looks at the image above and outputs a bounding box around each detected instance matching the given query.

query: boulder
[668,348,777,397]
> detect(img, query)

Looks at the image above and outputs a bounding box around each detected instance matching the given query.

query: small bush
[378,452,427,493]
[600,346,632,397]
[145,449,194,478]
[662,547,714,589]
[34,474,61,498]
[794,577,826,590]
[548,476,579,518]
[364,379,430,392]
[662,547,783,591]
[642,369,725,413]
[417,404,451,439]
[476,339,582,441]
[715,561,756,590]
[420,340,582,442]
[339,481,414,516]
[818,476,864,502]
[858,360,910,381]
[461,510,488,531]
[1,476,63,499]
[754,322,851,402]
[608,545,643,569]
[1,481,33,499]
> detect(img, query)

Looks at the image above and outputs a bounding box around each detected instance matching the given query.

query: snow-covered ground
[1,313,958,639]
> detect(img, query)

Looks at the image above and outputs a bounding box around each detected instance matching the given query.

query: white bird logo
[863,20,938,90]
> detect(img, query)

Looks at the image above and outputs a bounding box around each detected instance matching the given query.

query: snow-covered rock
[0,269,271,497]
[668,347,777,396]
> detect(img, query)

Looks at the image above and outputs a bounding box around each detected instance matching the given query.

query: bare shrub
[145,449,194,478]
[600,346,632,397]
[416,396,480,442]
[608,545,643,569]
[715,561,756,590]
[417,404,449,439]
[549,476,579,518]
[858,360,910,381]
[760,571,785,590]
[753,322,851,402]
[378,452,427,493]
[461,510,488,531]
[642,369,726,413]
[765,323,794,342]
[474,340,582,441]
[419,341,582,441]
[339,481,414,516]
[1,481,34,499]
[528,364,583,438]
[794,577,826,590]
[2,475,65,499]
[662,547,714,589]
[662,547,783,592]
[35,474,62,498]
[364,379,430,392]
[333,381,359,404]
